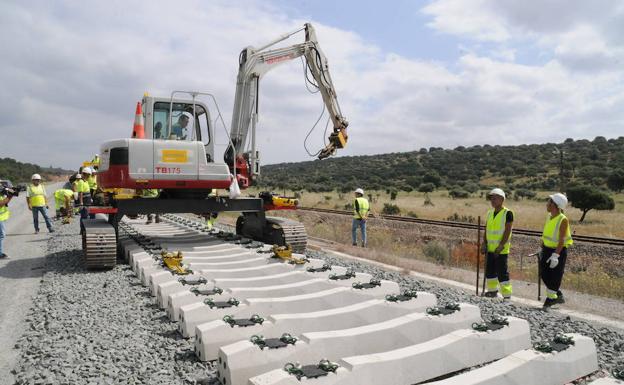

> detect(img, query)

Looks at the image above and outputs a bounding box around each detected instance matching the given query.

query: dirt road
[0,183,61,385]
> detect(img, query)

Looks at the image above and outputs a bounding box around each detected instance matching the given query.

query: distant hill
[0,157,73,183]
[258,136,624,194]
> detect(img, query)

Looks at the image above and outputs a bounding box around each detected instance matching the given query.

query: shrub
[381,203,401,215]
[446,213,476,223]
[607,170,624,192]
[423,193,434,206]
[407,211,418,218]
[418,183,435,193]
[515,188,537,199]
[390,190,398,200]
[449,188,470,199]
[423,242,449,264]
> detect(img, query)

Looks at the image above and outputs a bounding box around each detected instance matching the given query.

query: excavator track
[266,216,307,253]
[236,214,308,253]
[82,218,117,269]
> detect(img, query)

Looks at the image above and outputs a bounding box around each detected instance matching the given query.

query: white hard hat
[31,173,41,180]
[75,173,82,179]
[82,167,92,174]
[487,188,505,199]
[549,193,568,210]
[355,188,364,195]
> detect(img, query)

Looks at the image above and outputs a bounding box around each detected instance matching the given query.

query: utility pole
[553,146,566,191]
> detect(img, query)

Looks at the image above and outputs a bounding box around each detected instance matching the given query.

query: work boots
[484,291,498,298]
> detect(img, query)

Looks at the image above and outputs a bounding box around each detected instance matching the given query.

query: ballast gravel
[10,217,623,384]
[13,221,216,385]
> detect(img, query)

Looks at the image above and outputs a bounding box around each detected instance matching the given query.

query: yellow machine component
[161,251,191,275]
[271,244,307,264]
[102,188,138,200]
[82,161,95,168]
[271,195,298,208]
[260,191,298,209]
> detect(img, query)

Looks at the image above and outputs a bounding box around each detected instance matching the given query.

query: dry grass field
[274,189,624,239]
[226,187,624,300]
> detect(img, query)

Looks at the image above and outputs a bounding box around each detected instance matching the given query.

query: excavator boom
[228,23,348,186]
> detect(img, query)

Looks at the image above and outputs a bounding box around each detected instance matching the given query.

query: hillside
[0,157,72,183]
[258,136,624,194]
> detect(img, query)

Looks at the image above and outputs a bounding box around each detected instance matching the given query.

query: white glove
[546,253,559,268]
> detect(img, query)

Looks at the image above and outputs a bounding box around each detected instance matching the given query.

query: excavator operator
[171,114,189,140]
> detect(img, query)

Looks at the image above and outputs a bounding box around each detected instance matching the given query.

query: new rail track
[298,207,624,247]
[110,213,617,385]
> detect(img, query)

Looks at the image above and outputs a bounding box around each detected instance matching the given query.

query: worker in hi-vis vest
[352,188,370,247]
[482,188,513,300]
[54,187,74,223]
[80,168,95,220]
[540,193,573,308]
[0,187,15,258]
[141,189,161,224]
[27,174,55,234]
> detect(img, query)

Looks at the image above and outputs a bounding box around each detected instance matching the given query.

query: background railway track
[298,207,624,247]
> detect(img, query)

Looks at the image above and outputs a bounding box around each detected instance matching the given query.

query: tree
[607,170,624,192]
[566,185,615,222]
[418,183,435,193]
[449,188,470,199]
[422,172,441,187]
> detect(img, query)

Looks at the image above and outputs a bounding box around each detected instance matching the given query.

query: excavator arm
[226,23,348,187]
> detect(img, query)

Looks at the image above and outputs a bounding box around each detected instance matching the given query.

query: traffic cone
[132,102,145,138]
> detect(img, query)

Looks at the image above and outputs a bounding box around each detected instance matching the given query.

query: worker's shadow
[0,255,48,279]
[0,249,95,279]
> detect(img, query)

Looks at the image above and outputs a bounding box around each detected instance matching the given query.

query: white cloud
[422,0,624,73]
[0,0,622,174]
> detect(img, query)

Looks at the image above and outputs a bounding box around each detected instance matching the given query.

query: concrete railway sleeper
[115,216,603,385]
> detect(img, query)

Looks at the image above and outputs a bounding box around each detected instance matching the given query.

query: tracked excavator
[84,23,349,268]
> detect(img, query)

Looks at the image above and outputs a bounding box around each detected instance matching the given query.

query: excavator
[85,23,349,268]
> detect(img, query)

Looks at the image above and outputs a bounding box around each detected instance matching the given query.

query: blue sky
[273,0,460,61]
[0,0,623,169]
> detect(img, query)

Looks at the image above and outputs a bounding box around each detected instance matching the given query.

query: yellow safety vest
[91,155,100,167]
[542,213,573,248]
[87,175,97,191]
[73,180,89,194]
[79,180,90,193]
[0,194,10,221]
[486,207,512,254]
[28,184,47,207]
[54,189,74,209]
[353,197,370,219]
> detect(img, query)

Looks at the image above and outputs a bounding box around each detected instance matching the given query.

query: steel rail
[298,207,624,247]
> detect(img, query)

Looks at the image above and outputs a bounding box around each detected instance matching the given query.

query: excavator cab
[98,95,232,195]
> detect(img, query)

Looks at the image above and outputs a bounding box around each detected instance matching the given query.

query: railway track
[298,207,624,247]
[112,213,619,385]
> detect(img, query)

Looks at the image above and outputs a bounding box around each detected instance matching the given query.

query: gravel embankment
[11,215,623,384]
[13,221,216,385]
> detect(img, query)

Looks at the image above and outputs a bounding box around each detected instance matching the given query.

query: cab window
[153,102,210,144]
